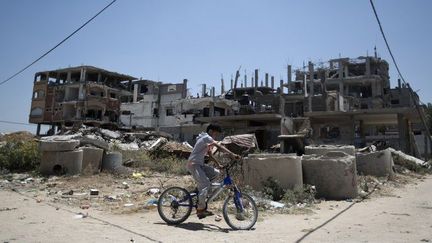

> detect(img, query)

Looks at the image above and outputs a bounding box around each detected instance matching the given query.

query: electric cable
[0,0,117,87]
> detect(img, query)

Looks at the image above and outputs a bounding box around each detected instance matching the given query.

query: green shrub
[282,184,316,205]
[0,140,40,172]
[262,177,285,201]
[120,150,188,175]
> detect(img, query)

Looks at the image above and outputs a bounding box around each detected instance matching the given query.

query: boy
[187,124,240,219]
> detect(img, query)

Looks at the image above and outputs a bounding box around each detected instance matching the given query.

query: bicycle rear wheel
[157,187,193,225]
[222,192,258,230]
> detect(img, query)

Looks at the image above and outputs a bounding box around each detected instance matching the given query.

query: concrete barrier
[356,149,394,178]
[302,152,358,200]
[81,147,104,175]
[305,145,355,156]
[243,153,303,190]
[39,140,79,152]
[102,152,123,171]
[40,149,83,175]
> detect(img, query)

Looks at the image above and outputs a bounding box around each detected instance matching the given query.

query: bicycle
[157,156,258,230]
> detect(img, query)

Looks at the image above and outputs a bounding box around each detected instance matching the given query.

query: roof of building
[36,65,137,81]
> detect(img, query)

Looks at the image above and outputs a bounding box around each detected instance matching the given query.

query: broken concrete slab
[244,153,303,191]
[115,142,139,151]
[78,136,109,150]
[40,149,83,176]
[39,140,80,152]
[356,149,394,178]
[302,151,357,200]
[305,145,355,156]
[99,129,121,139]
[388,148,430,170]
[81,147,104,175]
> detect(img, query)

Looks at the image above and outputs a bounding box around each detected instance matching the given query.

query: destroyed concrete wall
[243,154,303,191]
[302,152,358,200]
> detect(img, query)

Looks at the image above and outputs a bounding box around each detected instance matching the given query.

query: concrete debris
[147,188,160,195]
[148,138,168,151]
[219,134,258,154]
[99,129,121,139]
[388,148,430,170]
[305,145,356,156]
[90,189,99,196]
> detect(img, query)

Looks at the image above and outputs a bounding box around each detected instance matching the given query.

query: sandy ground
[0,174,431,243]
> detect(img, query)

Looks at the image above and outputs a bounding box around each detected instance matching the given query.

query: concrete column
[202,84,206,97]
[67,71,71,83]
[78,84,85,100]
[230,78,233,90]
[80,68,86,82]
[308,61,314,112]
[280,80,284,94]
[265,73,269,87]
[288,65,292,93]
[183,79,188,98]
[398,114,410,154]
[221,78,225,94]
[344,65,349,78]
[36,124,41,136]
[271,76,274,89]
[339,82,344,96]
[365,58,371,76]
[338,61,343,79]
[133,84,138,103]
[254,69,259,88]
[97,73,102,83]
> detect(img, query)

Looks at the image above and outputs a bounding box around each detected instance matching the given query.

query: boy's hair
[206,124,222,133]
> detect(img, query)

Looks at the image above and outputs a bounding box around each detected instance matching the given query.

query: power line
[0,120,36,126]
[369,0,406,83]
[0,0,117,87]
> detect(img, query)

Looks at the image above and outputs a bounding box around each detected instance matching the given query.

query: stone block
[40,149,83,175]
[356,149,394,178]
[302,152,357,200]
[81,147,104,175]
[244,153,303,191]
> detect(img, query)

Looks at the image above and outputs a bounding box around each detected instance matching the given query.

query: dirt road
[1,176,431,243]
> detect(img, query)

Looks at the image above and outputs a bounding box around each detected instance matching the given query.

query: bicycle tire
[222,193,258,230]
[157,187,193,225]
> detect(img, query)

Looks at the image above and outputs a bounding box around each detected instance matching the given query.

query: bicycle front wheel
[157,187,193,225]
[222,192,258,230]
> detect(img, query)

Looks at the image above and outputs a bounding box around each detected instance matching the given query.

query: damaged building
[120,79,238,143]
[280,56,428,158]
[29,55,429,159]
[29,66,136,134]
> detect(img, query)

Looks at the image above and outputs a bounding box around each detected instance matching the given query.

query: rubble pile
[38,126,192,176]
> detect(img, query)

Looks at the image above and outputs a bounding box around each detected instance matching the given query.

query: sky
[1,0,431,133]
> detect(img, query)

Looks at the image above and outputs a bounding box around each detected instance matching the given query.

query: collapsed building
[29,66,136,134]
